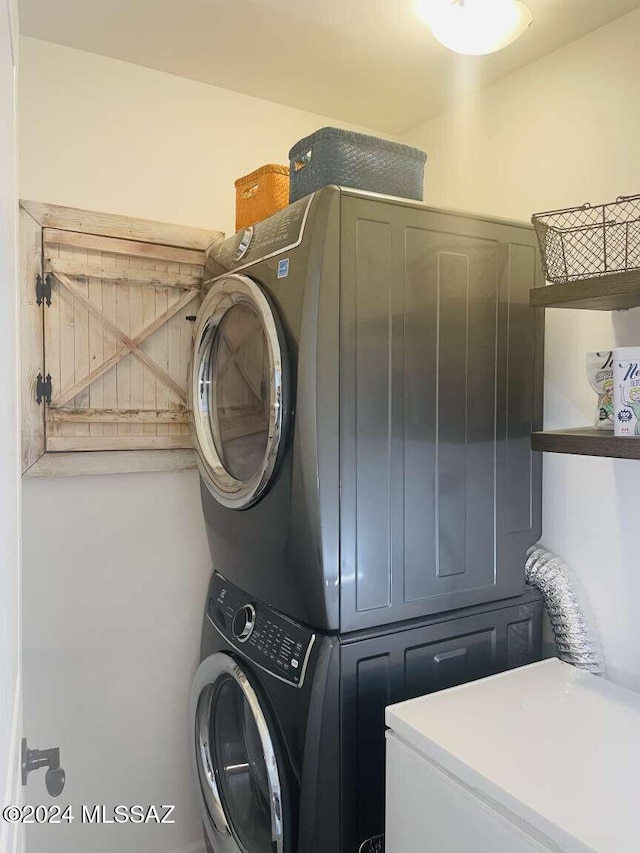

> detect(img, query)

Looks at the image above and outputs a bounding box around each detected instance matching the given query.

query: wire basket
[532,194,640,284]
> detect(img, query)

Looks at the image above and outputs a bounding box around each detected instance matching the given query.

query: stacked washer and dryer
[188,186,545,853]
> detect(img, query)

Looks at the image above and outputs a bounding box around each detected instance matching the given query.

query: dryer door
[190,274,289,509]
[190,653,287,853]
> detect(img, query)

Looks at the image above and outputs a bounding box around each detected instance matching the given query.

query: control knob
[232,604,256,642]
[232,226,254,262]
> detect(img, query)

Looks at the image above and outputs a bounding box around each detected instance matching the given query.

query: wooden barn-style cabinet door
[19,201,223,476]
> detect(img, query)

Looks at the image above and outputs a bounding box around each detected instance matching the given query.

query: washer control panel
[207,573,315,687]
[232,603,256,642]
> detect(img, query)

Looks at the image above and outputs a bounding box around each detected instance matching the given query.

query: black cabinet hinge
[36,373,52,405]
[35,273,52,307]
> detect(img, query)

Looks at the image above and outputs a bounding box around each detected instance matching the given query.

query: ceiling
[18,0,640,133]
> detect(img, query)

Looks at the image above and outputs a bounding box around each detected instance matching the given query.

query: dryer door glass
[208,302,270,482]
[191,275,288,509]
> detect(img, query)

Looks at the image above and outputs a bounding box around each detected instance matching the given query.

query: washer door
[190,654,286,853]
[190,274,288,510]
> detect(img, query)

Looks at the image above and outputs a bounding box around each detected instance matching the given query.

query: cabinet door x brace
[49,272,197,408]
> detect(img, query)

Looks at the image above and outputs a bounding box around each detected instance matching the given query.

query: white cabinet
[385,659,640,853]
[386,733,553,852]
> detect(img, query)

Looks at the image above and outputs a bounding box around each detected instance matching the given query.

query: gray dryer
[190,186,544,633]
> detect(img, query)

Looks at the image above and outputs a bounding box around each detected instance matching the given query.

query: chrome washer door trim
[195,685,231,837]
[189,653,285,853]
[189,274,287,510]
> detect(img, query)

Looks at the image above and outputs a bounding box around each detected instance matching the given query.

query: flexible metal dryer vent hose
[526,546,605,675]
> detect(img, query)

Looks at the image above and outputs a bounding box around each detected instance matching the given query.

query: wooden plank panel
[56,243,76,441]
[47,435,192,452]
[51,271,187,403]
[43,228,206,266]
[155,269,170,437]
[121,287,198,345]
[181,268,197,438]
[25,449,197,478]
[44,257,202,288]
[129,252,144,437]
[47,409,190,424]
[87,248,104,437]
[49,346,129,408]
[43,245,62,414]
[167,263,183,437]
[142,276,157,438]
[19,205,45,472]
[71,243,90,437]
[23,199,222,251]
[51,419,171,437]
[115,252,131,437]
[101,254,118,438]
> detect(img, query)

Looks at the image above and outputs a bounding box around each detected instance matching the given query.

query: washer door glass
[194,656,285,853]
[214,677,274,850]
[191,275,288,509]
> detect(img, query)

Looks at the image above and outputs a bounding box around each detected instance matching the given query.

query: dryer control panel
[207,573,315,688]
[208,195,313,272]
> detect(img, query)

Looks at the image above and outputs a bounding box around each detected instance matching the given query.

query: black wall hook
[21,739,66,797]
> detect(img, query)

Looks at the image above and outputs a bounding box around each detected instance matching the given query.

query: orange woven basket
[235,164,290,232]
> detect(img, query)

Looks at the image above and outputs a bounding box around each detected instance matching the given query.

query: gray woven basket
[288,127,427,203]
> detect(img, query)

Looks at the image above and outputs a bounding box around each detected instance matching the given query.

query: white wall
[0,2,23,853]
[401,7,640,690]
[18,36,393,853]
[18,37,394,238]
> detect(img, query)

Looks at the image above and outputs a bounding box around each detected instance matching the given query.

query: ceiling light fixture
[417,0,532,56]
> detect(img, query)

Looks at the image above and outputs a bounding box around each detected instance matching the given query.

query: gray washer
[190,572,544,852]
